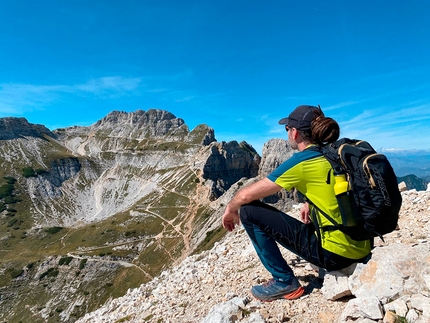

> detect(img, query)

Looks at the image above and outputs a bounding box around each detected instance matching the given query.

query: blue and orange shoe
[251,278,305,302]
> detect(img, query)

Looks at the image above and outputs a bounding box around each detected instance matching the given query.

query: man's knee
[239,203,254,223]
[240,200,268,223]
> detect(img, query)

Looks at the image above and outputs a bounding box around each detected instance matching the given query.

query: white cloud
[0,76,143,116]
[76,76,142,94]
[323,101,359,111]
[174,95,195,102]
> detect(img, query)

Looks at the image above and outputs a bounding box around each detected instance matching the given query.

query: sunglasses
[285,125,293,132]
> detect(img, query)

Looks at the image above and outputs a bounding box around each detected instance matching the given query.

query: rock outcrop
[198,140,260,199]
[258,138,294,177]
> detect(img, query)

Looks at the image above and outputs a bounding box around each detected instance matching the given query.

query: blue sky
[1,0,430,154]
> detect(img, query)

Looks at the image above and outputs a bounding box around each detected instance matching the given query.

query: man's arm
[222,177,282,231]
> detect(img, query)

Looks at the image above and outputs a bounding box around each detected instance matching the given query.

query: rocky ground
[76,188,430,323]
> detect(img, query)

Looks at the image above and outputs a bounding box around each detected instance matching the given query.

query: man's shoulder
[293,147,323,162]
[268,148,323,179]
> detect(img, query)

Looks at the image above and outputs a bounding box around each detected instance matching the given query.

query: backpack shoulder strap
[305,145,333,184]
[305,197,342,232]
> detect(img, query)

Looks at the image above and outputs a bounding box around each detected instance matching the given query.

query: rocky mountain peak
[95,109,179,126]
[0,117,55,140]
[259,138,294,177]
[92,109,186,137]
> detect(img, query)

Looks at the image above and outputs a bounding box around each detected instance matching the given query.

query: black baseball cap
[278,105,323,131]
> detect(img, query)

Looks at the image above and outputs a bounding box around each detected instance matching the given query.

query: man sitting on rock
[221,105,372,301]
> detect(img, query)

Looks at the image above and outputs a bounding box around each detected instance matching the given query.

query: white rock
[321,273,352,300]
[201,297,248,323]
[242,312,265,323]
[410,294,430,316]
[339,297,383,322]
[406,308,419,323]
[383,296,409,317]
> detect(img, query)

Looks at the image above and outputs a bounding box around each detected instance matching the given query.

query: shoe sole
[283,286,305,300]
[253,286,305,302]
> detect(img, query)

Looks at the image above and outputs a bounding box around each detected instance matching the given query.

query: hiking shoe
[251,278,305,302]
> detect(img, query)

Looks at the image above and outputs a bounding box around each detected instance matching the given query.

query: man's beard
[288,137,298,150]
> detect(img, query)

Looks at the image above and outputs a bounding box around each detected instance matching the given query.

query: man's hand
[222,208,240,232]
[221,178,282,232]
[300,202,311,224]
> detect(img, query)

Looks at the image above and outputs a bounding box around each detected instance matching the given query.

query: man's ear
[292,128,299,140]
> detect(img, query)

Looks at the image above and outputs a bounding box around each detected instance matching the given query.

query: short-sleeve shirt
[267,146,371,259]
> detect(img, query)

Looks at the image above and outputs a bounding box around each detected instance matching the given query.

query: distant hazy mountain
[380,148,430,180]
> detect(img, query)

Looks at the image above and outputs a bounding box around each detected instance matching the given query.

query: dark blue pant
[240,200,360,282]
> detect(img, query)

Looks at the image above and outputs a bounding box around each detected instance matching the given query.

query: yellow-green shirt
[267,146,371,259]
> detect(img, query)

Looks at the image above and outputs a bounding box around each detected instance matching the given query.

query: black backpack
[309,138,402,241]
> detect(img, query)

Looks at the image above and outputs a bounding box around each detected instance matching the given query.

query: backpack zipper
[363,153,382,189]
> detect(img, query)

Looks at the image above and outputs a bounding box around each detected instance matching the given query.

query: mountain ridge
[0,109,265,323]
